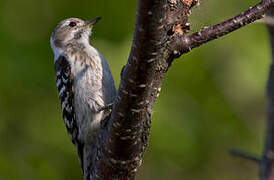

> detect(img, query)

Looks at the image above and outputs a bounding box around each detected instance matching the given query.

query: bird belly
[73,61,104,142]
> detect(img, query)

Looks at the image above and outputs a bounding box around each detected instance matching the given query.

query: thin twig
[171,0,274,56]
[230,149,261,164]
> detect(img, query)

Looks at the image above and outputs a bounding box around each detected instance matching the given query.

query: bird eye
[69,22,77,27]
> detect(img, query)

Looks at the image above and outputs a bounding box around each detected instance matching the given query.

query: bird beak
[85,17,102,28]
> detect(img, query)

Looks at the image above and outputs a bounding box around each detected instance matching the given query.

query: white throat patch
[50,36,64,62]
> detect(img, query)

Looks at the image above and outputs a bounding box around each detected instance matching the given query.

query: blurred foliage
[0,0,270,179]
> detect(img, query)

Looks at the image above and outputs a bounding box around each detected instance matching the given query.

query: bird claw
[97,103,113,113]
[99,103,114,128]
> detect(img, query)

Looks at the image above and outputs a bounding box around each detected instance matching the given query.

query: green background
[0,0,269,179]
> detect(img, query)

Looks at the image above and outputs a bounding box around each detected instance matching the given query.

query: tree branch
[170,0,274,57]
[230,149,261,164]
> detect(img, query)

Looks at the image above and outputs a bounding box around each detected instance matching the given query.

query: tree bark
[84,0,274,179]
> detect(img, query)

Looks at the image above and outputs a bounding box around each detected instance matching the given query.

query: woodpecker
[50,17,116,176]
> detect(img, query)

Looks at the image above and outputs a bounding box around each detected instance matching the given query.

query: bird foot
[97,103,113,113]
[99,103,114,128]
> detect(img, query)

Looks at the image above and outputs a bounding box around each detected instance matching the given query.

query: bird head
[50,17,101,52]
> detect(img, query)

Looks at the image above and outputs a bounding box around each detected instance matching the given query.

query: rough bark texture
[81,0,274,179]
[92,0,194,179]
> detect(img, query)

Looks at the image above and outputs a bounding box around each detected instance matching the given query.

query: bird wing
[54,55,84,171]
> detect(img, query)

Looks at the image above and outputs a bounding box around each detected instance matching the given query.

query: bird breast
[69,47,105,141]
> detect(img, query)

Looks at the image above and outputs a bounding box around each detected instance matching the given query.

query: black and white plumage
[54,55,84,165]
[50,17,116,177]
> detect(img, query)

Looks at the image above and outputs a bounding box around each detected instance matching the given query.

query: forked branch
[170,0,274,57]
[89,0,274,179]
